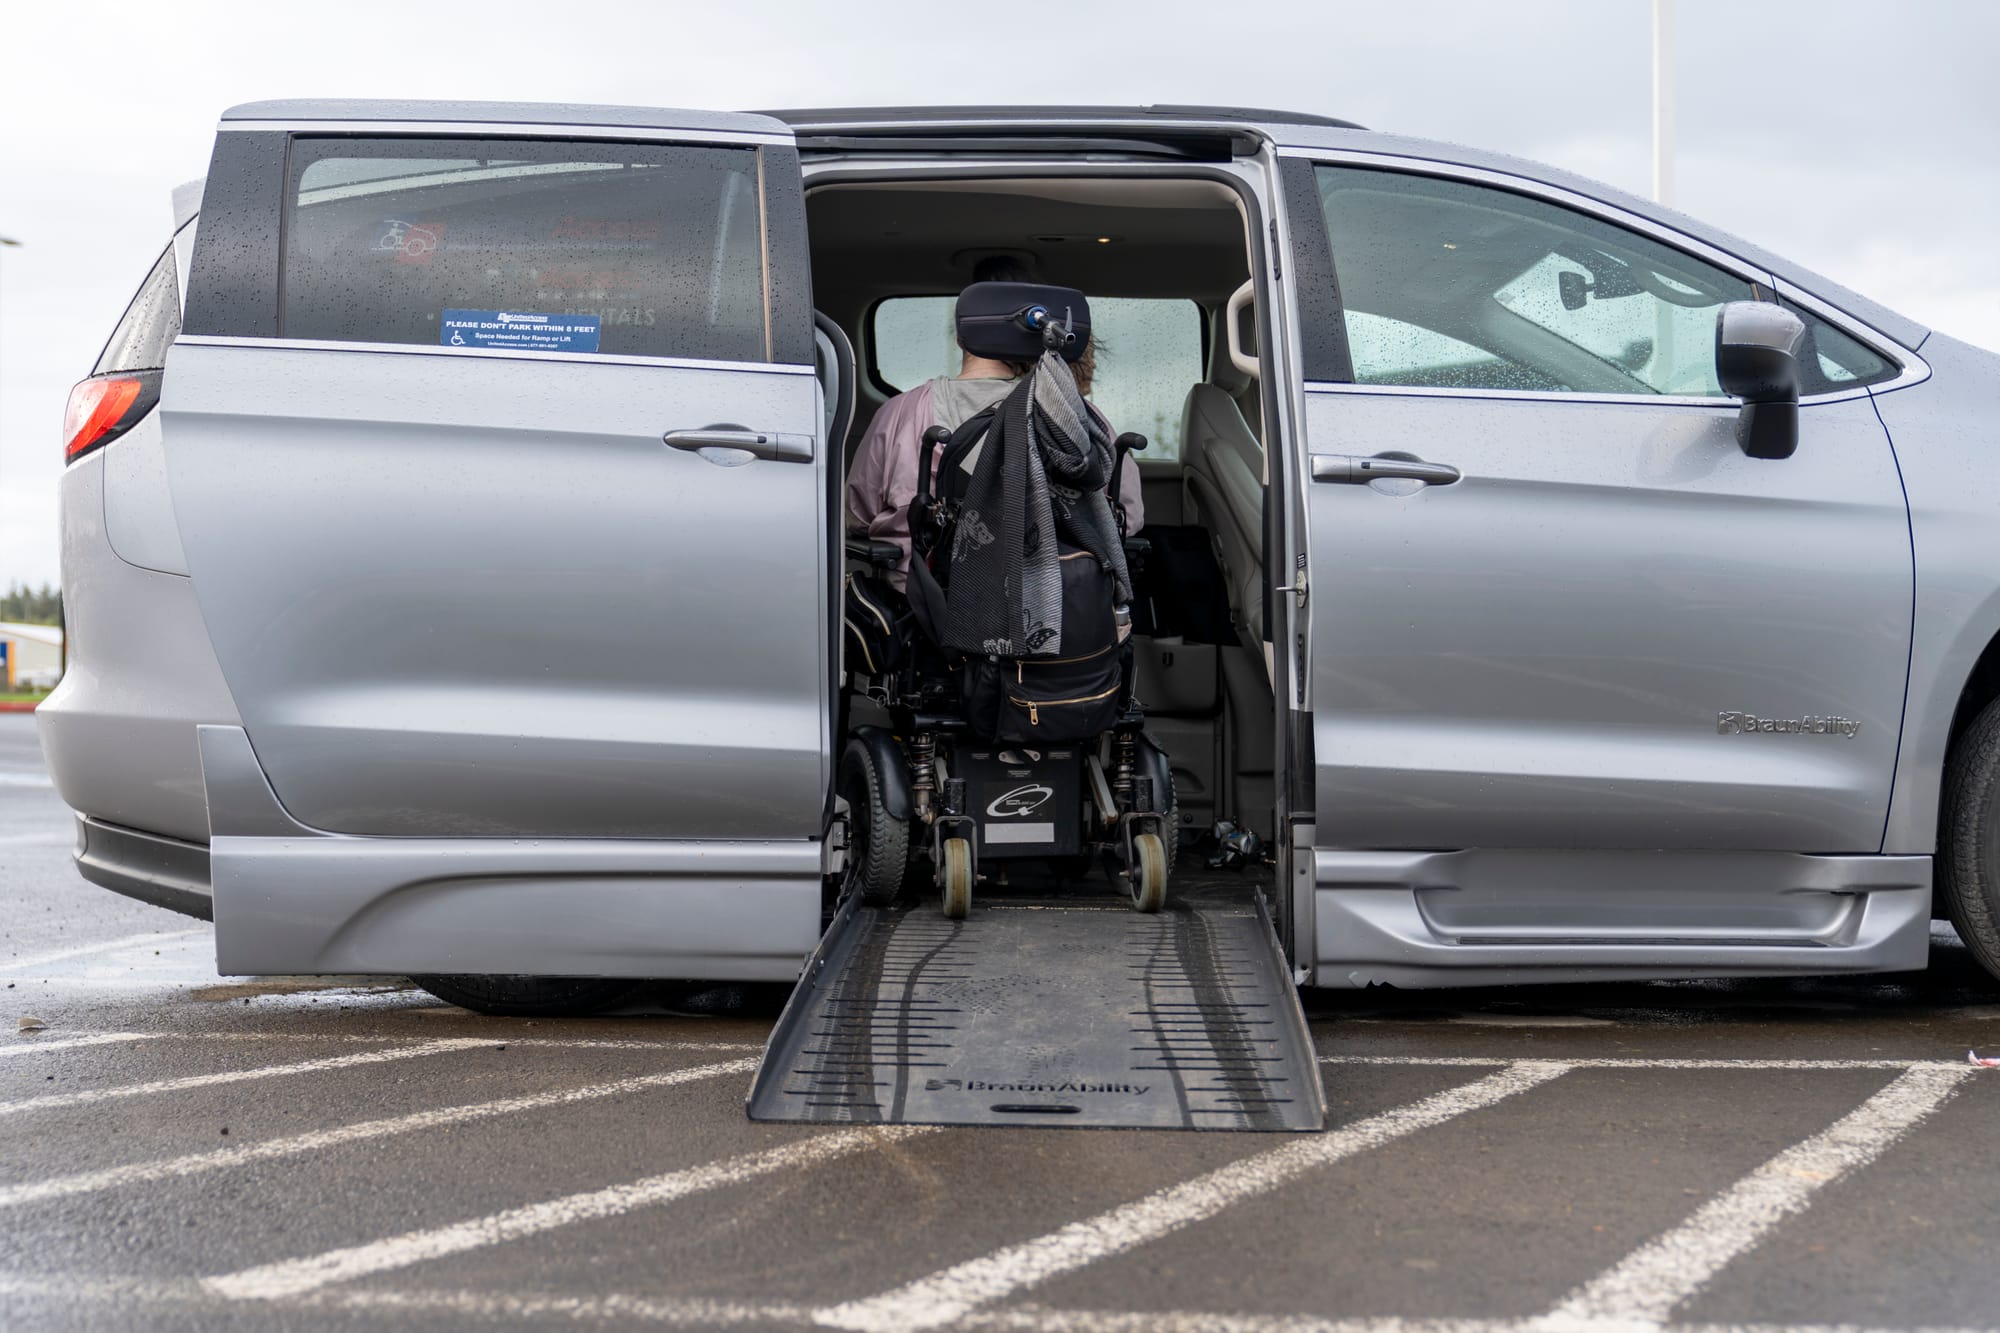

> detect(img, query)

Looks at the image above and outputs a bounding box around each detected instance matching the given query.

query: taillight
[63,376,145,461]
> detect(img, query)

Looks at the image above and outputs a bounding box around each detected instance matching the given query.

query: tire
[840,739,909,906]
[1940,697,2000,981]
[410,975,649,1017]
[1129,831,1168,913]
[939,837,973,920]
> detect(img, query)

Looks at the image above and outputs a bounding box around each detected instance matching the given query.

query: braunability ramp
[747,892,1324,1131]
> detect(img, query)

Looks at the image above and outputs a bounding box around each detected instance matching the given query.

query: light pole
[1652,0,1675,207]
[0,236,19,454]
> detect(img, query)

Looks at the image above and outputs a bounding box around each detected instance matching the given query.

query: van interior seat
[1179,312,1267,649]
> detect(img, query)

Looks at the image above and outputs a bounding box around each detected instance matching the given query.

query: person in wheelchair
[840,278,1174,922]
[846,263,1143,589]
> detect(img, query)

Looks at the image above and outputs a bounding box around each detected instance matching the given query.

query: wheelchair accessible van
[840,282,1175,921]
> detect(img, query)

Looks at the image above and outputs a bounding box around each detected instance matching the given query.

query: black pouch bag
[962,548,1125,742]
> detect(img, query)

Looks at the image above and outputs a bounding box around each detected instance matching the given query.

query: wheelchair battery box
[956,745,1084,859]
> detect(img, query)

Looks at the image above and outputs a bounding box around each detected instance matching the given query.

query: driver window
[1317,165,1761,398]
[1494,251,1737,395]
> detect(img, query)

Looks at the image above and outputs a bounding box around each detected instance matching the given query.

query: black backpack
[909,405,1128,744]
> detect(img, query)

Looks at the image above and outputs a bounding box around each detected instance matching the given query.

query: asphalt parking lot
[5,711,2000,1332]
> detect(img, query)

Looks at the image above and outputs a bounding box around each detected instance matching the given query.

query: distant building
[0,622,63,690]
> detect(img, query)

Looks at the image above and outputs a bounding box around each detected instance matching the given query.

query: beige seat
[1179,308,1266,648]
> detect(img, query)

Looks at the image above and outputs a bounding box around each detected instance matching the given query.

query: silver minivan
[41,99,2000,1024]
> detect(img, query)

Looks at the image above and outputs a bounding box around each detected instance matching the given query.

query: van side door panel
[168,112,829,841]
[1284,159,1913,855]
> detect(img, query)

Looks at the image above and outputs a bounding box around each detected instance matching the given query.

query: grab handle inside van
[1225,279,1259,382]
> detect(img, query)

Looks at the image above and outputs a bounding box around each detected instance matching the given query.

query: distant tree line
[1,583,61,626]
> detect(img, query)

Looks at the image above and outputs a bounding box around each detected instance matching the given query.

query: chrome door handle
[1311,454,1460,485]
[663,427,814,463]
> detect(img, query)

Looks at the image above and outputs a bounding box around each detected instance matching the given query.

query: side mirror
[1715,302,1807,460]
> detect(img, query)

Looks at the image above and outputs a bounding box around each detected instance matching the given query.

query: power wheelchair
[839,283,1175,920]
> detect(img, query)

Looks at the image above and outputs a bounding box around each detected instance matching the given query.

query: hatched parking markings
[0,1056,759,1210]
[812,1061,1571,1333]
[0,1052,1985,1331]
[1537,1062,1974,1329]
[203,1124,940,1301]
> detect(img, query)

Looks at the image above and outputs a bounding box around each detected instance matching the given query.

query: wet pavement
[4,714,1999,1331]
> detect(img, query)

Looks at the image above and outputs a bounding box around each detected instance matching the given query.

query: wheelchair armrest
[846,535,904,569]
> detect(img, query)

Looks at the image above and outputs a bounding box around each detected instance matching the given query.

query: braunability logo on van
[1717,711,1861,738]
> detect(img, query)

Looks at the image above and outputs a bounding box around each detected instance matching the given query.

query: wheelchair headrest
[955,282,1091,364]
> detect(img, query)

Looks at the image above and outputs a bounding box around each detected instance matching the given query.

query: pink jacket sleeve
[844,382,936,587]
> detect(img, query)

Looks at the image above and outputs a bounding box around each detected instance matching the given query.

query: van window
[871,296,1203,461]
[280,138,769,362]
[1346,310,1560,391]
[1315,165,1900,397]
[94,244,180,374]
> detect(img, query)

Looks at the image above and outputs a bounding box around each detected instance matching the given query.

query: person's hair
[971,255,1033,284]
[1070,337,1098,397]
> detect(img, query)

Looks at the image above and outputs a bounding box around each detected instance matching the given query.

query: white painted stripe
[320,1288,815,1326]
[11,1030,761,1052]
[815,1062,1571,1333]
[1540,1063,1974,1329]
[0,772,54,788]
[0,1057,756,1209]
[0,1032,159,1060]
[0,1037,493,1119]
[1320,1055,1963,1071]
[205,1124,936,1300]
[3,928,207,973]
[969,1310,1496,1332]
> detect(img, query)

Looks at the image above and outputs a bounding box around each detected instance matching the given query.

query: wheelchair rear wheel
[840,739,909,906]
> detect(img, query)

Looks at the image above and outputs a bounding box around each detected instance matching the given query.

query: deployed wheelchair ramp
[748,890,1325,1132]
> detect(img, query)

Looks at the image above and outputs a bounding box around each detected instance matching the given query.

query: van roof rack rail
[759,104,1367,132]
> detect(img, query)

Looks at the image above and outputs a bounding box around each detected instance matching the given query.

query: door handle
[1311,454,1460,486]
[663,427,814,464]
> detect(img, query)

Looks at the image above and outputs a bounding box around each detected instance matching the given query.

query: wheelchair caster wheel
[939,837,973,920]
[1129,831,1168,913]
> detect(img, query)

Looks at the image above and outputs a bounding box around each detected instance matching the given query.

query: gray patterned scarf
[940,351,1132,657]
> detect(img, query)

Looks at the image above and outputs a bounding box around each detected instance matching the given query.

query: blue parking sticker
[440,309,602,353]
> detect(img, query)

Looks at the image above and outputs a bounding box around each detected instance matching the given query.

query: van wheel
[840,739,909,906]
[939,837,974,920]
[1941,697,2000,983]
[411,975,649,1017]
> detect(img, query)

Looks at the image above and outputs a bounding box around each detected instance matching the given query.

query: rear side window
[94,244,180,374]
[871,296,1203,461]
[280,137,770,362]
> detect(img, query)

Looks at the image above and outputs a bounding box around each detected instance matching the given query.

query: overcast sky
[2,0,1995,589]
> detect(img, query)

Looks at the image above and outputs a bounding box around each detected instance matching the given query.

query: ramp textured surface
[748,893,1324,1131]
